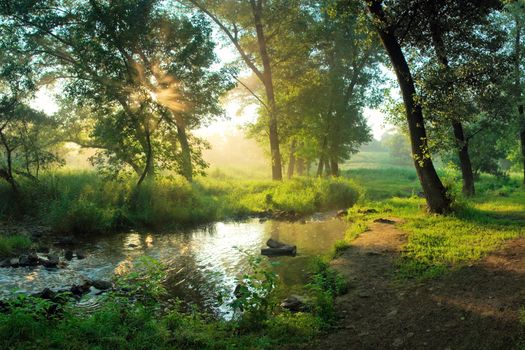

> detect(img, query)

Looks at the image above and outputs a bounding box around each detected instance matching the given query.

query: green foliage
[0,255,323,350]
[0,171,361,234]
[0,234,31,257]
[230,253,278,330]
[306,257,348,326]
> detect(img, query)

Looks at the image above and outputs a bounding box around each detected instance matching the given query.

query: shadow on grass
[306,231,525,350]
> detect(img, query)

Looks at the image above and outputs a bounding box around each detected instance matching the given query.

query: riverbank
[0,172,361,238]
[303,175,525,349]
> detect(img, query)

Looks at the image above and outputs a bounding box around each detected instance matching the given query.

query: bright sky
[29,37,390,141]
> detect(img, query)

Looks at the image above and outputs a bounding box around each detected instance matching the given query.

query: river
[0,213,347,316]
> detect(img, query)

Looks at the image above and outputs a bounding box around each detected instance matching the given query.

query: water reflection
[0,214,347,314]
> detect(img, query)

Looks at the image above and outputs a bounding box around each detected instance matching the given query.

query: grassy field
[336,153,525,280]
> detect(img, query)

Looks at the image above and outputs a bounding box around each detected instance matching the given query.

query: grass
[0,234,31,258]
[335,167,525,279]
[341,167,421,200]
[0,171,361,235]
[0,254,341,350]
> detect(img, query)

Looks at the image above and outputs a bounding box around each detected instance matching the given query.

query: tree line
[0,0,524,214]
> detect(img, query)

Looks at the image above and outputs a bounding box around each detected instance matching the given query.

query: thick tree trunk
[367,0,450,213]
[330,156,339,177]
[515,19,525,185]
[251,0,282,180]
[520,104,525,185]
[287,140,296,179]
[452,122,475,196]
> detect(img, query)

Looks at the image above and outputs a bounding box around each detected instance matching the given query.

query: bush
[0,234,32,257]
[0,171,362,235]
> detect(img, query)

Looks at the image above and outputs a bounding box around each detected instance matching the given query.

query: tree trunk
[367,0,450,213]
[515,18,525,185]
[287,140,296,179]
[175,122,193,183]
[316,155,324,177]
[519,103,525,185]
[136,128,154,187]
[430,16,475,196]
[330,156,339,177]
[317,136,327,177]
[251,0,282,180]
[296,157,305,176]
[452,121,475,196]
[0,130,17,193]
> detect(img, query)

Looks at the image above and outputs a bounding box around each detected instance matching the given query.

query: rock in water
[0,259,10,268]
[64,250,74,260]
[263,238,297,256]
[70,281,91,296]
[41,255,59,268]
[91,280,112,290]
[261,245,297,257]
[266,238,286,248]
[27,252,39,266]
[76,250,86,260]
[37,288,57,300]
[18,255,30,267]
[9,258,19,268]
[280,295,308,312]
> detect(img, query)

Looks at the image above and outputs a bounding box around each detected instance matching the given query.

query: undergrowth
[0,171,361,235]
[0,254,344,350]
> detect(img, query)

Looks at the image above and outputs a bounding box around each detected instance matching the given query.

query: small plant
[113,256,167,305]
[230,252,278,330]
[306,257,348,326]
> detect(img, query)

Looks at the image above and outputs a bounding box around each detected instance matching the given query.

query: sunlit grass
[0,171,362,234]
[341,187,525,279]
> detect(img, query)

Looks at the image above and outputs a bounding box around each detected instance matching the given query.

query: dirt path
[304,218,525,350]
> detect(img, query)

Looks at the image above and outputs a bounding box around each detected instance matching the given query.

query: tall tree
[366,0,451,213]
[183,0,308,180]
[400,0,503,196]
[508,0,525,184]
[3,0,231,183]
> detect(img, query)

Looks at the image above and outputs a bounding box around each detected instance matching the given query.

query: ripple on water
[0,214,347,315]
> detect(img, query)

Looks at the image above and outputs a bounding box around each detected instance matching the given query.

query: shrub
[0,235,32,257]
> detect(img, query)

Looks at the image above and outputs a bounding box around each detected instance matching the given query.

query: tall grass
[0,171,362,235]
[0,235,32,257]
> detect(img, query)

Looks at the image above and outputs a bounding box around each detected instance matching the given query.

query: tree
[247,0,382,178]
[366,0,451,213]
[0,17,62,191]
[183,0,309,180]
[402,0,504,196]
[3,0,232,183]
[507,0,525,184]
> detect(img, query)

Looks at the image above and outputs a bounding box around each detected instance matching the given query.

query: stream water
[0,213,347,316]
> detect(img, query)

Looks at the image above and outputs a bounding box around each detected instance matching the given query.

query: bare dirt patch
[302,219,525,350]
